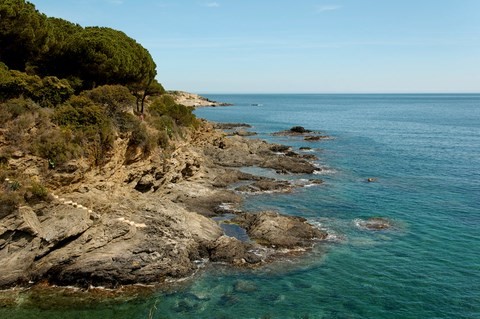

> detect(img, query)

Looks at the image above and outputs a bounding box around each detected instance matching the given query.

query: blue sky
[33,0,480,93]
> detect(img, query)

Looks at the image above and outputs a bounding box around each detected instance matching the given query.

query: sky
[33,0,480,93]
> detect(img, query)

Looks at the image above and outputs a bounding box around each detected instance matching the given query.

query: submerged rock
[234,280,258,293]
[304,135,329,141]
[356,217,392,230]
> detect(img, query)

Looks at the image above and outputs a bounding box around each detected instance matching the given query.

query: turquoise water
[2,94,479,318]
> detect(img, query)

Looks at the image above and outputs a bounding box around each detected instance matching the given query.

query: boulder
[209,236,246,263]
[233,211,327,248]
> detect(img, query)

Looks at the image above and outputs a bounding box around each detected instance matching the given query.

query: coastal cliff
[0,113,326,289]
[0,1,327,290]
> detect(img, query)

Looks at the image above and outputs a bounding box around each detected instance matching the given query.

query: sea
[2,94,479,318]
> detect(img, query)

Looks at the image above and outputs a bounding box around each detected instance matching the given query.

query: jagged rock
[273,126,313,136]
[261,156,317,174]
[214,123,252,129]
[135,174,155,192]
[205,135,318,174]
[17,206,43,237]
[211,169,260,188]
[209,236,246,263]
[290,126,311,134]
[175,190,242,217]
[270,144,291,153]
[11,151,24,159]
[0,117,332,289]
[235,180,291,193]
[233,129,257,137]
[233,211,327,248]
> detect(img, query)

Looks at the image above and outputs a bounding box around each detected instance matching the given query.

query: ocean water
[2,94,479,318]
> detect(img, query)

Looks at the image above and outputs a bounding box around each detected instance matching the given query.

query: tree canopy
[0,0,50,71]
[0,0,159,94]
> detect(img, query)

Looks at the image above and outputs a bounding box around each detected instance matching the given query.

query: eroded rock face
[233,211,327,249]
[0,193,224,288]
[0,121,330,289]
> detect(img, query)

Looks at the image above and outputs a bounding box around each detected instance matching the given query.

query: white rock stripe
[116,217,147,228]
[4,186,148,229]
[51,193,99,216]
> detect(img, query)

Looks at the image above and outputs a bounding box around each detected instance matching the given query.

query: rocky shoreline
[169,91,233,107]
[0,118,328,290]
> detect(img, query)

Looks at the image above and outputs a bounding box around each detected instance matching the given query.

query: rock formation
[0,121,327,289]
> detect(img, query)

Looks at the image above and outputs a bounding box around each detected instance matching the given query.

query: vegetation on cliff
[0,0,199,210]
[0,0,327,290]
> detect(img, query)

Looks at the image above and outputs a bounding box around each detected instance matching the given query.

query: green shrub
[0,68,73,106]
[26,181,49,203]
[0,191,21,217]
[157,129,169,148]
[114,111,141,133]
[169,103,197,127]
[53,100,107,128]
[31,127,83,165]
[36,76,75,107]
[149,96,198,127]
[4,112,36,143]
[81,121,115,165]
[0,97,39,124]
[81,85,135,115]
[51,95,116,165]
[0,167,50,211]
[129,121,157,156]
[149,115,175,137]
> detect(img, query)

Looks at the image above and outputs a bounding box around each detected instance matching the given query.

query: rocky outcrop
[208,236,248,264]
[204,135,318,174]
[0,191,224,288]
[273,126,312,136]
[0,121,329,289]
[235,180,292,193]
[273,126,330,141]
[233,211,328,248]
[213,123,252,130]
[169,91,233,107]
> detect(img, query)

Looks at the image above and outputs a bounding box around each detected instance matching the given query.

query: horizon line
[191,92,480,95]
